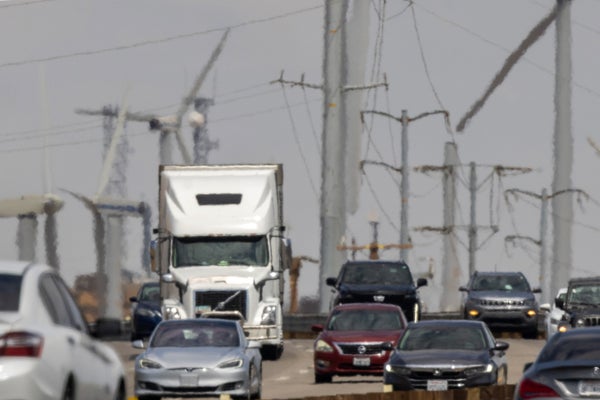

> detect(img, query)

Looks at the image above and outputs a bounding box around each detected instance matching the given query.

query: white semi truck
[155,164,291,359]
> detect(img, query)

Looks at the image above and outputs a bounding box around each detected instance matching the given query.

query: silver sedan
[133,318,262,400]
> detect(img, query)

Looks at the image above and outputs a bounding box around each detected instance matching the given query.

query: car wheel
[314,373,332,384]
[62,377,75,400]
[138,396,161,400]
[523,327,538,339]
[113,379,126,400]
[250,363,262,399]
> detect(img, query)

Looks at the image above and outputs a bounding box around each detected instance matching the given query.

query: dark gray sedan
[514,326,600,399]
[383,320,509,391]
[133,318,262,400]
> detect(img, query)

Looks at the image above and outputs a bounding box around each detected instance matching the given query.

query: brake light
[0,331,44,357]
[518,377,560,399]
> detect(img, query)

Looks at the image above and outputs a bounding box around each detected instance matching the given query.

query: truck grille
[194,290,247,319]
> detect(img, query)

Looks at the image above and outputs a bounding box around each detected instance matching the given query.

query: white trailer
[155,164,290,359]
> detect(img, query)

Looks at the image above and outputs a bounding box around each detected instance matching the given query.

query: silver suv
[459,271,541,338]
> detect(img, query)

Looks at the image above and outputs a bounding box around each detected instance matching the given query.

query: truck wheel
[315,373,332,384]
[261,344,283,360]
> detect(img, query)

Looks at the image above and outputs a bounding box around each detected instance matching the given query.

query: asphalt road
[109,336,546,400]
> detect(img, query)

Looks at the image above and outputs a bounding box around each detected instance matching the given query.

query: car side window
[52,275,89,333]
[39,273,72,326]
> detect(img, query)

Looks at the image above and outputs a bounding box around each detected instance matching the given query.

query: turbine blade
[455,5,558,132]
[174,29,230,164]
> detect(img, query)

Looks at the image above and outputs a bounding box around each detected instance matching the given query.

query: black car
[383,320,509,391]
[514,326,600,399]
[556,276,600,329]
[326,260,427,322]
[459,271,541,338]
[129,281,162,341]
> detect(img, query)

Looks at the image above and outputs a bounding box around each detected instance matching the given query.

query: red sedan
[312,302,407,383]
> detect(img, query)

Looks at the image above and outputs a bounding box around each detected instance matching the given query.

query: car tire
[138,396,161,400]
[523,327,538,339]
[62,377,75,400]
[314,373,332,384]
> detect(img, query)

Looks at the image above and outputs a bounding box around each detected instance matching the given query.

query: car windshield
[0,274,22,312]
[139,283,160,302]
[538,334,600,362]
[173,235,269,267]
[327,309,404,331]
[567,284,600,306]
[341,263,412,285]
[398,325,487,351]
[151,320,240,348]
[472,274,530,292]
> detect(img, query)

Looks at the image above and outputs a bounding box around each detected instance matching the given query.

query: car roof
[0,260,40,275]
[568,276,600,284]
[331,302,404,312]
[343,260,407,266]
[473,271,524,276]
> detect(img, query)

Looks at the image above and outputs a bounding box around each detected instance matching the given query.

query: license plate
[427,380,448,391]
[180,373,198,387]
[353,357,370,367]
[579,380,600,396]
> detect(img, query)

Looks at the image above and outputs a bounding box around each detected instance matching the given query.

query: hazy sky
[2,0,600,312]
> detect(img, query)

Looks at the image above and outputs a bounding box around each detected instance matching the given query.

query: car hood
[339,283,416,294]
[389,349,491,367]
[320,329,403,344]
[136,301,161,311]
[140,346,244,368]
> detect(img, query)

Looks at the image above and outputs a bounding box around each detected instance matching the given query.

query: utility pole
[360,109,449,262]
[272,1,385,314]
[505,187,587,304]
[551,0,574,299]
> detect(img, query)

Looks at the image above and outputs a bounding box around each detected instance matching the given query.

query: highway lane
[109,336,545,400]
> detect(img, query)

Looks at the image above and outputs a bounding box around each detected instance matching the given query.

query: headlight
[314,339,334,353]
[164,306,181,320]
[464,363,494,376]
[260,305,277,325]
[384,364,410,375]
[138,358,162,369]
[218,358,244,369]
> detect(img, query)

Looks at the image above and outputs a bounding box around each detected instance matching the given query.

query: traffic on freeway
[110,336,545,400]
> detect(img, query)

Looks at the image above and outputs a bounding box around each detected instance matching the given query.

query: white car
[541,287,567,341]
[0,260,126,400]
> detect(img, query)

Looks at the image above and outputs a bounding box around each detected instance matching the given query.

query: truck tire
[261,344,283,360]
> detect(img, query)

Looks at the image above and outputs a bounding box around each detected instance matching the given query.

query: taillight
[0,331,44,357]
[518,377,560,399]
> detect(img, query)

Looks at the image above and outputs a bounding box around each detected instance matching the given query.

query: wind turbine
[64,90,152,322]
[130,29,229,165]
[0,65,64,268]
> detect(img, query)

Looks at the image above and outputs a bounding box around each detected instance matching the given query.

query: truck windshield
[567,284,600,306]
[173,236,269,267]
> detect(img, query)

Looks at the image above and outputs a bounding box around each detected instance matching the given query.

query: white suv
[0,260,126,399]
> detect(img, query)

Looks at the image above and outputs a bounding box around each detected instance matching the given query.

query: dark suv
[557,276,600,329]
[459,271,541,338]
[326,260,427,322]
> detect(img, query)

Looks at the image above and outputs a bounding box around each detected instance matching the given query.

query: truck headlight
[164,306,182,320]
[260,305,277,325]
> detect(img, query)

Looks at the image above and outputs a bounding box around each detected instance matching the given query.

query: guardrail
[265,385,516,400]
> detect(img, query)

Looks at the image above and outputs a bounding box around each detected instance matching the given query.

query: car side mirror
[555,298,565,309]
[494,341,509,351]
[311,324,324,333]
[539,303,551,313]
[459,286,468,292]
[532,287,542,293]
[129,296,138,303]
[132,339,145,349]
[416,278,427,288]
[325,277,337,287]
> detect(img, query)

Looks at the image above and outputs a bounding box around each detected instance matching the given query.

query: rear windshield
[0,274,22,311]
[538,334,600,362]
